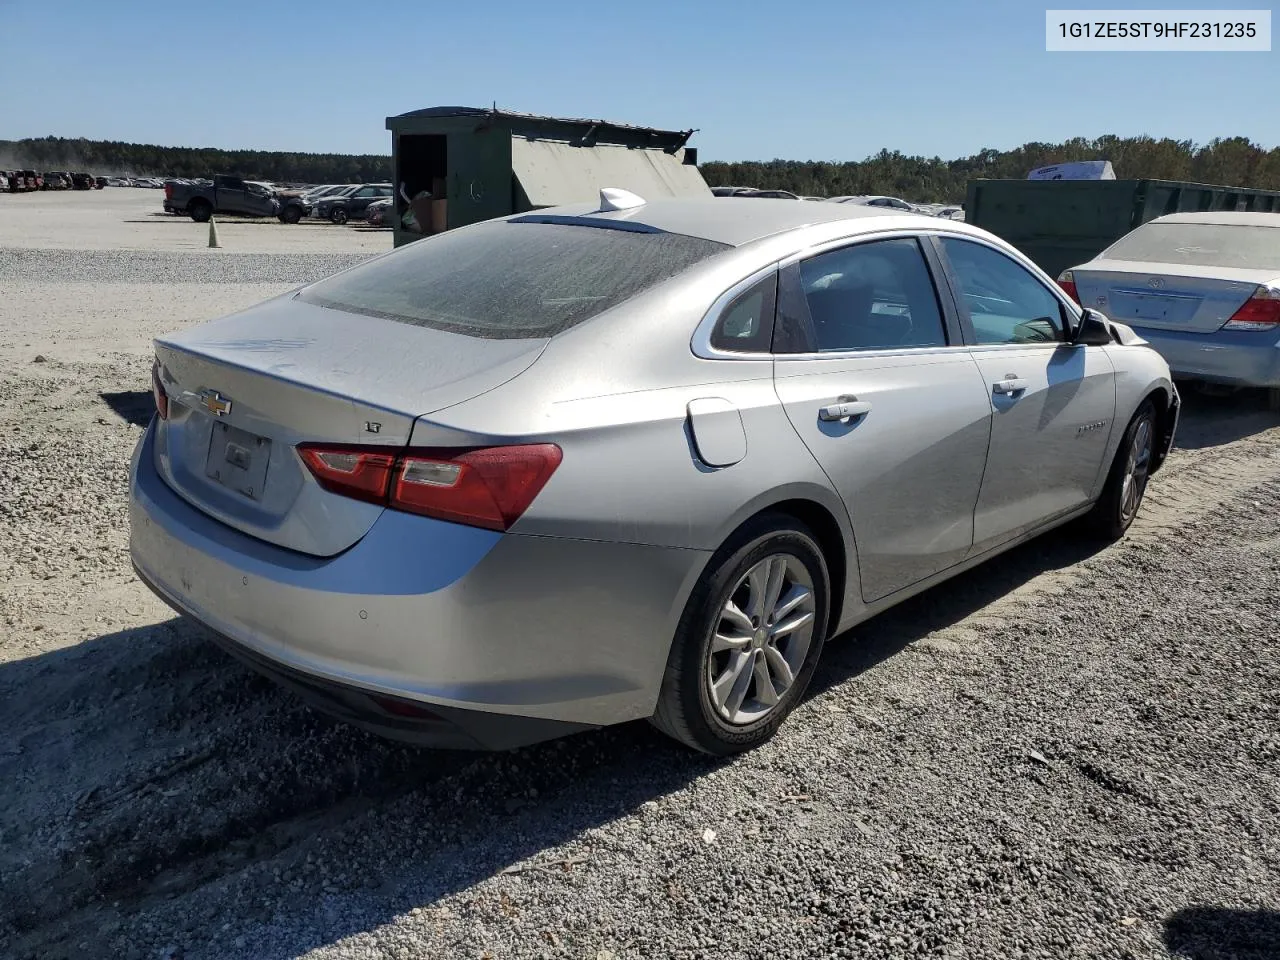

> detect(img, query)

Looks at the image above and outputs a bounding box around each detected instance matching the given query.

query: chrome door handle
[992,378,1028,396]
[818,399,873,422]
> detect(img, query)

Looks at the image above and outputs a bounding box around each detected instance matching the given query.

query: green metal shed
[385,106,710,247]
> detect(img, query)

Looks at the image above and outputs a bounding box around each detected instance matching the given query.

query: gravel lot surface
[0,187,392,254]
[2,191,1279,960]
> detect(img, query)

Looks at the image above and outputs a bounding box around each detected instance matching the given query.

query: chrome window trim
[691,225,1082,362]
[774,343,982,364]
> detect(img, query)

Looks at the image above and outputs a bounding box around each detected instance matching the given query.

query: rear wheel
[281,205,302,224]
[1087,399,1156,540]
[189,200,212,223]
[330,207,348,224]
[651,514,830,755]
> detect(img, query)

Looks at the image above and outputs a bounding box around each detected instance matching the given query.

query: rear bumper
[1134,325,1280,388]
[128,423,706,745]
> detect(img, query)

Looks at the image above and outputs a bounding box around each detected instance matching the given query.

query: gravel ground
[2,192,1279,960]
[0,249,374,284]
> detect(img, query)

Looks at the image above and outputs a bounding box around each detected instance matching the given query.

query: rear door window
[778,237,948,352]
[300,221,730,339]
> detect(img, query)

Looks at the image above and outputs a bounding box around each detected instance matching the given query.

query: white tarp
[511,139,710,207]
[1027,160,1116,181]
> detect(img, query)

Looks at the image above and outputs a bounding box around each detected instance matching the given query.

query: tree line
[3,134,1279,200]
[703,135,1280,201]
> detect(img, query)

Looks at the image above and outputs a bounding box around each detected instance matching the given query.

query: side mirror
[1073,307,1115,346]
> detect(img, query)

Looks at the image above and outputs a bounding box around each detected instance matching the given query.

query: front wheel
[281,205,302,224]
[1087,399,1156,540]
[189,201,212,223]
[651,514,830,755]
[329,207,348,224]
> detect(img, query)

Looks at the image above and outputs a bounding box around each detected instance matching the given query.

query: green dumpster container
[964,178,1280,280]
[386,106,710,247]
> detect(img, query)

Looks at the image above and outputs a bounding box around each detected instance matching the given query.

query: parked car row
[711,187,965,220]
[4,170,102,192]
[3,170,173,192]
[4,170,42,192]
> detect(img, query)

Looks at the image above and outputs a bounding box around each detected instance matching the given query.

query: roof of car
[1152,211,1280,228]
[522,196,930,247]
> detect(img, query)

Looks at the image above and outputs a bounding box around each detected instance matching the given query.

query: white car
[1060,212,1280,407]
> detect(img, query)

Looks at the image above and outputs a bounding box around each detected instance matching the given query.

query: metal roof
[389,106,694,139]
[520,196,951,247]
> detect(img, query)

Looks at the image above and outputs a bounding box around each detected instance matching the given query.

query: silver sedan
[129,191,1178,754]
[1060,212,1280,408]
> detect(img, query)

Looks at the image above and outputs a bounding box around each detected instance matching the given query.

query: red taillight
[1223,286,1280,331]
[1056,269,1080,304]
[392,445,562,531]
[297,443,562,531]
[164,183,172,199]
[297,446,396,505]
[151,358,168,420]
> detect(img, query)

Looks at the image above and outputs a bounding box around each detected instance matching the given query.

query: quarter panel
[131,426,707,725]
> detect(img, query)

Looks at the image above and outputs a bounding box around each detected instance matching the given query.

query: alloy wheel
[1120,414,1153,523]
[706,554,816,725]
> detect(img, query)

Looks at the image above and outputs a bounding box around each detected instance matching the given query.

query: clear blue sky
[1,0,1275,161]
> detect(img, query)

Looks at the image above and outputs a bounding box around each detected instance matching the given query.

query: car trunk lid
[1073,259,1279,334]
[152,293,546,557]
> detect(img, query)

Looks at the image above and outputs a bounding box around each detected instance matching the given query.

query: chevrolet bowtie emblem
[200,389,232,417]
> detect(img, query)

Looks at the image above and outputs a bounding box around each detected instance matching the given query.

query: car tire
[651,514,830,755]
[330,207,348,224]
[1087,398,1157,541]
[281,206,302,224]
[189,201,212,223]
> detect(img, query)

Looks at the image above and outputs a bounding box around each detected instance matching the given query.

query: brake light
[297,443,562,531]
[392,445,562,531]
[297,446,396,504]
[151,358,168,420]
[1223,285,1280,331]
[1056,269,1080,304]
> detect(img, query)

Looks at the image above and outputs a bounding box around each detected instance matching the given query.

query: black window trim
[928,233,1083,348]
[772,233,958,357]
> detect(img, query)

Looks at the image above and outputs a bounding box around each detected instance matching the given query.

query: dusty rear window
[1103,222,1280,271]
[299,220,730,339]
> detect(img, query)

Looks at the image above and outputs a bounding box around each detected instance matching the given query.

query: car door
[772,235,994,603]
[215,176,249,214]
[934,236,1117,554]
[349,186,378,214]
[245,182,276,216]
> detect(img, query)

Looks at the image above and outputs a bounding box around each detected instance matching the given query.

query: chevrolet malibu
[130,190,1179,755]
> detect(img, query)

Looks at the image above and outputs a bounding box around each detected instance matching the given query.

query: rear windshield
[1103,222,1280,271]
[299,221,730,338]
